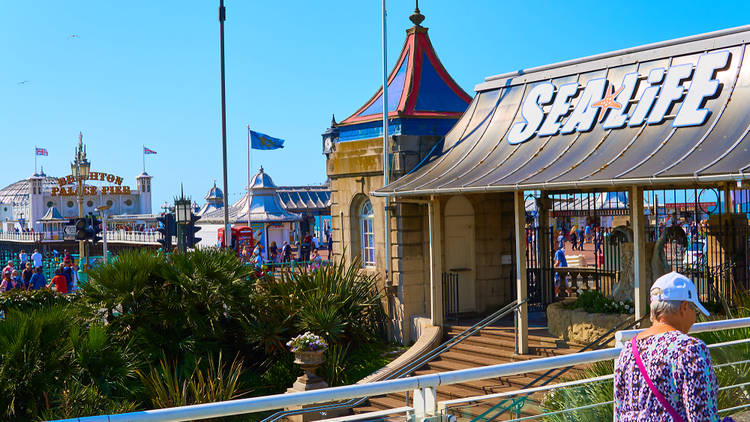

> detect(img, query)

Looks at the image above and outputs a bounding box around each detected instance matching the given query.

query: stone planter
[287,349,342,422]
[547,300,631,346]
[289,349,328,392]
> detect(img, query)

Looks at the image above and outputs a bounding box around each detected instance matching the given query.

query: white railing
[0,232,43,242]
[106,230,161,244]
[52,317,750,422]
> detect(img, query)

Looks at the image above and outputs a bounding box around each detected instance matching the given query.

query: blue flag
[250,130,285,150]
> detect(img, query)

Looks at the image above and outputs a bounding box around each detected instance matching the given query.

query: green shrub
[0,288,78,314]
[81,248,256,365]
[565,290,634,314]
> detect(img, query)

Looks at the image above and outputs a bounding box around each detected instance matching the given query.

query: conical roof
[199,167,301,223]
[40,206,65,221]
[339,9,471,126]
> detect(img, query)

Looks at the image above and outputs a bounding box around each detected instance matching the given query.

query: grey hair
[650,299,683,322]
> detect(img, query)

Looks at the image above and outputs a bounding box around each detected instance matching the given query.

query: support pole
[631,186,649,323]
[513,191,529,355]
[428,197,443,327]
[538,191,551,305]
[724,183,734,214]
[218,0,231,248]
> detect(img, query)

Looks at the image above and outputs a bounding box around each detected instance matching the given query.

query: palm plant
[0,306,74,419]
[82,249,255,365]
[138,353,247,409]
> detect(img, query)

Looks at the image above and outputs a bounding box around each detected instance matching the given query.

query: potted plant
[286,332,328,392]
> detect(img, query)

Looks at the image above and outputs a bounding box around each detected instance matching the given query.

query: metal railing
[470,312,649,421]
[52,316,750,422]
[441,336,750,421]
[260,299,527,422]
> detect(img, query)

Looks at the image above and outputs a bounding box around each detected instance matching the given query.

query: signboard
[250,223,265,257]
[507,50,731,145]
[51,171,133,197]
[63,225,76,241]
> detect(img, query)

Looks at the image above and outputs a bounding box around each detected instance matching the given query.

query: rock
[733,410,750,421]
[547,301,631,346]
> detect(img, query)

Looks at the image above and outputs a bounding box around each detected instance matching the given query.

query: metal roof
[375,25,750,197]
[200,168,303,224]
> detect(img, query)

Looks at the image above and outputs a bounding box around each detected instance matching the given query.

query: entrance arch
[444,195,476,313]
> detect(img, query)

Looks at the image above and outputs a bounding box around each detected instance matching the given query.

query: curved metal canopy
[375,25,750,197]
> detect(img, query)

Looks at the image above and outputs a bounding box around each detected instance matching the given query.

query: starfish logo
[592,84,625,119]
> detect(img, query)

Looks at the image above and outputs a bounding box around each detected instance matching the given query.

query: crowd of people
[240,232,330,272]
[0,249,79,294]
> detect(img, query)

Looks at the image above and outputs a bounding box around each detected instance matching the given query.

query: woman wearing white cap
[613,271,734,421]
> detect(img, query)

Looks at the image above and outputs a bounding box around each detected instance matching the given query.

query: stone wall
[547,300,630,346]
[466,193,515,313]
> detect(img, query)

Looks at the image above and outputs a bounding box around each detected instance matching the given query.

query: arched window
[359,200,375,267]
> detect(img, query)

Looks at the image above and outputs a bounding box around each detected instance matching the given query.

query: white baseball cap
[651,271,710,316]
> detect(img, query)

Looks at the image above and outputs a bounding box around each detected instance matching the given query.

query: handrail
[51,317,750,422]
[472,312,649,421]
[260,299,527,422]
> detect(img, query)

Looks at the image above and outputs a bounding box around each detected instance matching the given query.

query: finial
[331,114,337,127]
[213,179,217,187]
[410,0,425,26]
[259,166,264,173]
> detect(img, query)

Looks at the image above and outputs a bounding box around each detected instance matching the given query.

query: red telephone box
[218,226,255,255]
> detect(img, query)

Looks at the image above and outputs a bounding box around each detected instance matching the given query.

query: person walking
[18,250,28,267]
[553,245,569,297]
[31,249,43,269]
[281,241,292,262]
[269,241,278,263]
[613,272,734,421]
[28,266,47,290]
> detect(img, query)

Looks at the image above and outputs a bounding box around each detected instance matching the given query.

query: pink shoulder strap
[631,337,685,422]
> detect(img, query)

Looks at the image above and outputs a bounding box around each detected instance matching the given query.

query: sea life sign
[507,50,730,145]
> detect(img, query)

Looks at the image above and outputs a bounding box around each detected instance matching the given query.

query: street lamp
[174,186,192,253]
[72,132,90,269]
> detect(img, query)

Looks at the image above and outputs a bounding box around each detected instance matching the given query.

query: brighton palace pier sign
[51,171,133,197]
[507,50,729,144]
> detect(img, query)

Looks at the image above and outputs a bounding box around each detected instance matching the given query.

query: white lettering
[673,50,730,127]
[538,82,578,136]
[602,72,639,129]
[561,78,606,134]
[507,82,554,145]
[647,63,693,124]
[629,68,665,127]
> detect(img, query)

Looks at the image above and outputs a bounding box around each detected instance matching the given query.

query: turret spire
[410,0,425,26]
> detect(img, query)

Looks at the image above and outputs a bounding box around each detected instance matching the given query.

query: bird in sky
[17,80,29,85]
[69,34,79,39]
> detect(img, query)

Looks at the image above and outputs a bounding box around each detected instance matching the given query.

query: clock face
[324,137,333,153]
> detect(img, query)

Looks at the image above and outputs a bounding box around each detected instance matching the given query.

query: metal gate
[524,188,750,310]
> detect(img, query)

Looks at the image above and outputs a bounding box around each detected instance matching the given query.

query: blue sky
[2,1,749,209]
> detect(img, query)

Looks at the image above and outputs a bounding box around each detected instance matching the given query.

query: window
[67,201,74,208]
[359,200,375,267]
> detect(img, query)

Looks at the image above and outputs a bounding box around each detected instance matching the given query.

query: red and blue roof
[337,10,472,141]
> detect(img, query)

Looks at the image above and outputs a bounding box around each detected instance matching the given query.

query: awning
[375,25,750,197]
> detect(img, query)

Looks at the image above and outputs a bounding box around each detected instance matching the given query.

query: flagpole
[381,0,391,287]
[247,125,251,227]
[253,125,256,227]
[142,145,145,173]
[34,145,37,174]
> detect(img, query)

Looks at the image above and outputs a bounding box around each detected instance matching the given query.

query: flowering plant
[286,331,328,353]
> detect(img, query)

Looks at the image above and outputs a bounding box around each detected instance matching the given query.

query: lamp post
[71,132,91,270]
[174,187,192,253]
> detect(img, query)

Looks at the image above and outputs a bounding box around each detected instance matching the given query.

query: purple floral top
[614,330,732,421]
